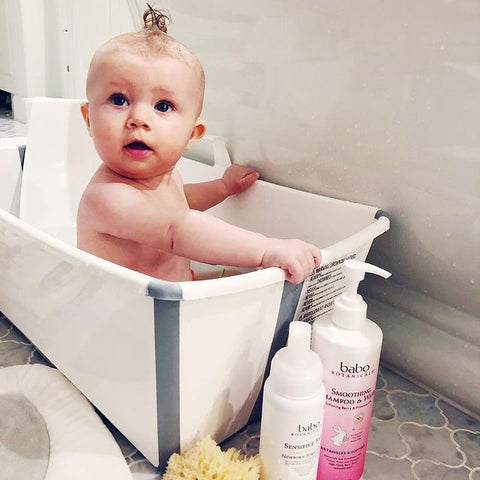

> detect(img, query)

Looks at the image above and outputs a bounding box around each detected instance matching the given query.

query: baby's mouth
[125,141,151,151]
[124,140,153,158]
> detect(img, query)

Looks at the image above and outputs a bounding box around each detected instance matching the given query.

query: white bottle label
[260,397,323,480]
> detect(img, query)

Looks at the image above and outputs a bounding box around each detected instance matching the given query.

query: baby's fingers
[223,165,259,194]
[285,260,305,284]
[289,245,321,284]
[309,244,321,269]
[286,257,311,284]
[241,170,260,189]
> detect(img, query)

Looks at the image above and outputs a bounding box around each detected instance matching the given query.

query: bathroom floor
[0,105,28,137]
[0,110,479,478]
[0,312,479,480]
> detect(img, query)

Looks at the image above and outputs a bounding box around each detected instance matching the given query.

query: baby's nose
[127,106,151,129]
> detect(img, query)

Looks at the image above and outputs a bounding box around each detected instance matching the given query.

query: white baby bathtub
[0,98,389,467]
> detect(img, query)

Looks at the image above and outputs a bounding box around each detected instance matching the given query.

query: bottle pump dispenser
[332,260,391,329]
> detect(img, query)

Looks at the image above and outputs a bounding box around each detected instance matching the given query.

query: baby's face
[82,49,205,179]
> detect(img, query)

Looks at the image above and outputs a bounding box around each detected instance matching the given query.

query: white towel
[0,364,132,480]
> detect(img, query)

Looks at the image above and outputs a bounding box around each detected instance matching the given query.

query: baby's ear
[80,102,91,132]
[186,120,206,149]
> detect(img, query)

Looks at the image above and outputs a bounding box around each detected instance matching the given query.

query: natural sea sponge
[163,436,260,480]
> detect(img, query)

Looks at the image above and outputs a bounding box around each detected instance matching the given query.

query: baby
[77,7,320,283]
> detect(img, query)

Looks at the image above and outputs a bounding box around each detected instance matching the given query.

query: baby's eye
[109,94,128,106]
[155,100,172,113]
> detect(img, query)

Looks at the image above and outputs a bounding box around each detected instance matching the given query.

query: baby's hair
[143,4,170,34]
[86,3,205,115]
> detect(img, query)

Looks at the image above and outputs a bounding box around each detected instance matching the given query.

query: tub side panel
[20,97,101,246]
[177,281,284,451]
[152,299,181,467]
[207,182,378,249]
[176,156,379,249]
[248,280,305,422]
[0,214,160,465]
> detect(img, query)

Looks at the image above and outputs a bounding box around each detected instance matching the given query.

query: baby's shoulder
[86,175,139,196]
[80,177,146,216]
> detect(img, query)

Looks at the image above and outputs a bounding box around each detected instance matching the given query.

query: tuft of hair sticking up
[143,3,170,34]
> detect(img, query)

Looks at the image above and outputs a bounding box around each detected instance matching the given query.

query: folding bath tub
[0,98,389,466]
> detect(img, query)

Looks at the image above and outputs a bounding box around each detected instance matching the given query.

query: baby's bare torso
[77,166,193,281]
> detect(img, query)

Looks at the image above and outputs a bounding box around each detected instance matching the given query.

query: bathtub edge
[147,279,184,301]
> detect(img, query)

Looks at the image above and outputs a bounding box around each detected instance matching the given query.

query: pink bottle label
[316,367,377,480]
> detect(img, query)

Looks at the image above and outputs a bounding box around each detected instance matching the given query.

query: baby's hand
[222,165,259,195]
[262,239,321,284]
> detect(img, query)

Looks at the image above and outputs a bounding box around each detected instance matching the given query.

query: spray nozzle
[343,259,391,300]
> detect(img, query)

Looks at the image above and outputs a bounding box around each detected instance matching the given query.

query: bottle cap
[269,321,323,398]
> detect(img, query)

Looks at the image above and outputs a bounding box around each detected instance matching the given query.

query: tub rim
[0,206,290,301]
[0,206,389,302]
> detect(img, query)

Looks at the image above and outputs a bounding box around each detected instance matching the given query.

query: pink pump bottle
[312,260,391,480]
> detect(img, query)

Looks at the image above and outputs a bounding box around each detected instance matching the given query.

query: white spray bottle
[312,260,391,480]
[260,321,326,480]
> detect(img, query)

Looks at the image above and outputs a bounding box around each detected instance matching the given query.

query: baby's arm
[82,182,319,283]
[172,210,320,283]
[184,165,259,211]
